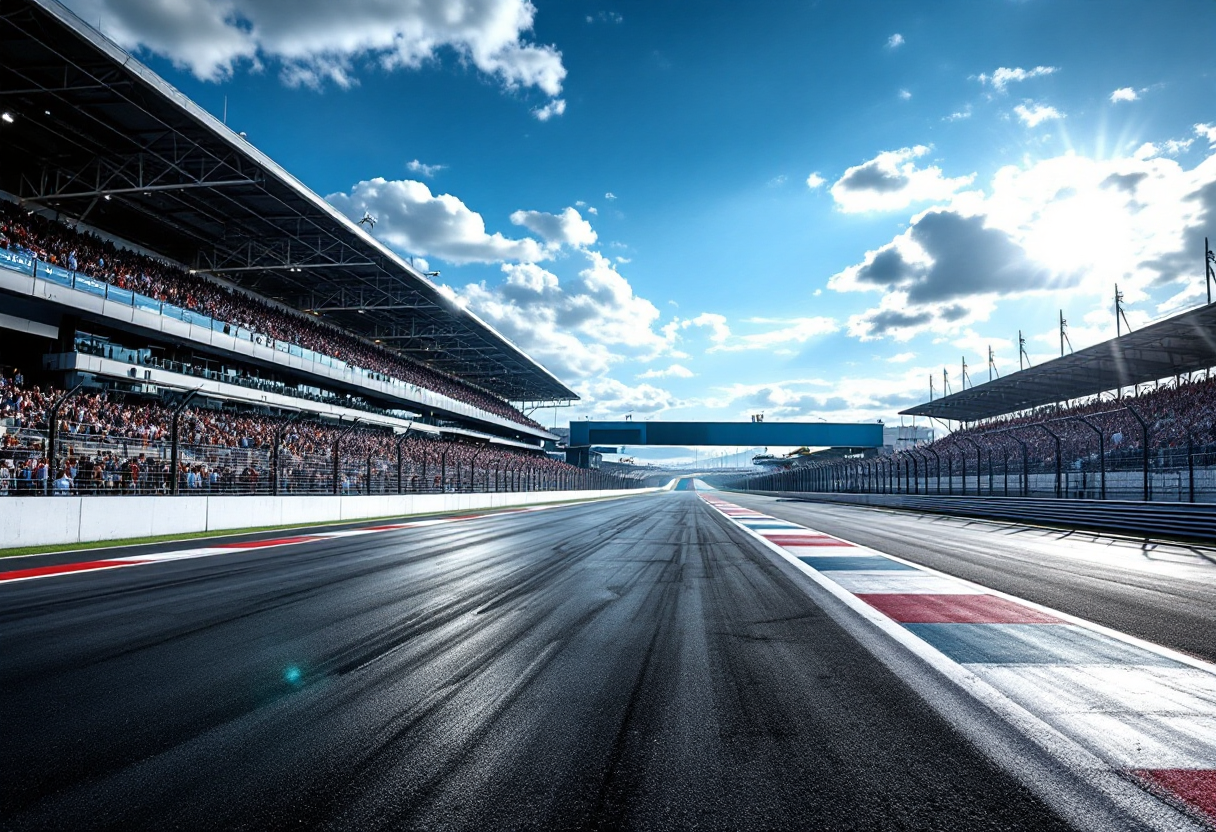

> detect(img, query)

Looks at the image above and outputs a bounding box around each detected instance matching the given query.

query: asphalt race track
[2,489,1213,831]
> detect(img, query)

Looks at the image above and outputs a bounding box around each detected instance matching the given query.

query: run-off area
[1,490,1213,832]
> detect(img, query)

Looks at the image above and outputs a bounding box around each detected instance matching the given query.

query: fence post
[947,452,953,495]
[440,446,449,493]
[963,438,982,496]
[1187,429,1196,503]
[169,387,202,496]
[395,425,414,495]
[46,382,84,494]
[332,418,361,496]
[1035,424,1062,498]
[926,448,941,495]
[469,446,485,493]
[272,412,302,497]
[1077,416,1105,500]
[1012,435,1029,497]
[1124,404,1150,501]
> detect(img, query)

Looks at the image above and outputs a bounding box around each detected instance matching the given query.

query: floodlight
[1,112,13,124]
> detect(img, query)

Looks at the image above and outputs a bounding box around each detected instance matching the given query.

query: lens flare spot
[283,666,303,685]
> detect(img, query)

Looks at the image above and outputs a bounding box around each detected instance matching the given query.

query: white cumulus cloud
[976,65,1058,92]
[806,172,826,189]
[1014,102,1064,127]
[681,313,731,345]
[638,364,695,379]
[829,147,1216,342]
[450,252,679,379]
[406,159,446,178]
[532,98,567,121]
[1110,87,1138,103]
[509,206,597,247]
[710,317,839,353]
[887,33,904,48]
[572,377,676,418]
[327,178,548,264]
[67,0,566,102]
[830,145,975,213]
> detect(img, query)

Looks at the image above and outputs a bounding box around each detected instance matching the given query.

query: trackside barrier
[0,485,673,549]
[728,491,1216,543]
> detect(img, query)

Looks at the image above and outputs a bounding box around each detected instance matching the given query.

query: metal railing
[0,426,654,496]
[728,407,1216,504]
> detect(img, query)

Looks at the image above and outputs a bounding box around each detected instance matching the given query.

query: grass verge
[0,492,645,560]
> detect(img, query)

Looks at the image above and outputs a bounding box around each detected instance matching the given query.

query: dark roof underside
[901,303,1216,422]
[0,0,576,403]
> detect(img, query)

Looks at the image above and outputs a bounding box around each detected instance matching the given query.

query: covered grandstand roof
[0,0,576,404]
[901,302,1216,422]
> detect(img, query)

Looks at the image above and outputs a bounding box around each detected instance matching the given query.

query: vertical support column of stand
[169,387,202,496]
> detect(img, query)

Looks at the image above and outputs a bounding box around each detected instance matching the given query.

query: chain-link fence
[731,406,1216,503]
[0,425,652,496]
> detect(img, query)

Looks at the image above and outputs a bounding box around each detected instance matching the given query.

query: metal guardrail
[727,490,1216,543]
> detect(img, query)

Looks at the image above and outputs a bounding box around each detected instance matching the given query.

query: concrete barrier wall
[0,488,661,549]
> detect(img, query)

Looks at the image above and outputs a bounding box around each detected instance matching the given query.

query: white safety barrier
[0,488,666,549]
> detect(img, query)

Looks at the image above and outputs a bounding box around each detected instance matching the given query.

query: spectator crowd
[0,370,583,496]
[0,202,544,430]
[901,374,1216,473]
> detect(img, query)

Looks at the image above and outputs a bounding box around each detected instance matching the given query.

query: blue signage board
[568,421,883,448]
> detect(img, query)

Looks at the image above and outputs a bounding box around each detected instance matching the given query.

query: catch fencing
[1,427,652,496]
[731,405,1216,504]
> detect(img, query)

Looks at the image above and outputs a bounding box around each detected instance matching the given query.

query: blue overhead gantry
[567,421,883,466]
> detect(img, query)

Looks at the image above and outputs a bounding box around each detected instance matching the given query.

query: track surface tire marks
[724,494,1216,664]
[1,493,1071,831]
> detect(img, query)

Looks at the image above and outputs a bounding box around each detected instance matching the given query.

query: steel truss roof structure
[0,0,576,404]
[901,303,1216,422]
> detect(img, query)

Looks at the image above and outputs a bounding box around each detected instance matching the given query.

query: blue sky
[65,0,1216,447]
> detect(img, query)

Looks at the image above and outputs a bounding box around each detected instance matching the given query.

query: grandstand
[732,298,1216,504]
[901,303,1216,424]
[0,0,627,497]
